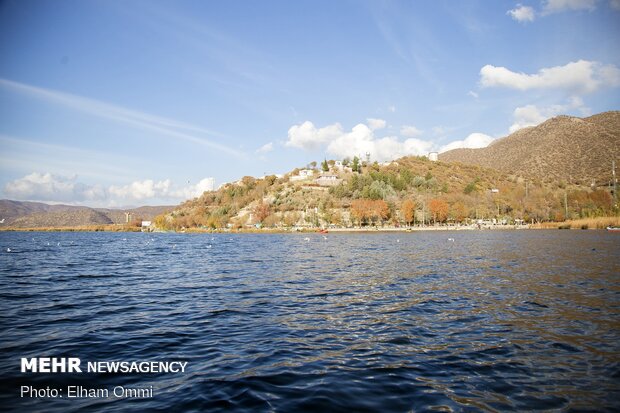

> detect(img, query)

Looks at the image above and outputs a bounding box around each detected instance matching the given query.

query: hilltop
[439,111,620,185]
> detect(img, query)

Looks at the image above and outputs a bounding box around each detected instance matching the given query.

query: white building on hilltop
[315,174,342,187]
[428,152,438,162]
[290,169,315,181]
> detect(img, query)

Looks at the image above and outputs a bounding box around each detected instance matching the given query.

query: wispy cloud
[369,5,445,91]
[508,0,617,23]
[400,125,423,138]
[0,78,246,158]
[256,142,274,153]
[0,134,140,181]
[542,0,597,15]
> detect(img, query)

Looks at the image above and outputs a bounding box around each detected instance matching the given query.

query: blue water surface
[0,230,619,412]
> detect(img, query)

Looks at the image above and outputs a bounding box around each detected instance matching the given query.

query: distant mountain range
[439,111,620,185]
[0,200,172,228]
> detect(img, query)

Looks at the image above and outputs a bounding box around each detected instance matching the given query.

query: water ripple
[0,230,618,412]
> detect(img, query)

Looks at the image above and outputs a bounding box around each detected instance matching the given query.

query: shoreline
[1,217,618,233]
[0,225,612,233]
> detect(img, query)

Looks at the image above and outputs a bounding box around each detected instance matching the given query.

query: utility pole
[613,160,617,208]
[525,180,528,197]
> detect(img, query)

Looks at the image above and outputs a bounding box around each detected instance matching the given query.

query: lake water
[0,230,618,412]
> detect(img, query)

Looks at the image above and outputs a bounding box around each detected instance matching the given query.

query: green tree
[352,156,360,173]
[321,159,329,172]
[464,178,480,194]
[368,180,395,200]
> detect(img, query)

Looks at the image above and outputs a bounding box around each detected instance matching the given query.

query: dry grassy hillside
[0,200,84,225]
[1,201,173,228]
[10,209,114,228]
[439,111,620,184]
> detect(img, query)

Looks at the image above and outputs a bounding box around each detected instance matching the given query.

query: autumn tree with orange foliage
[350,199,369,226]
[429,198,449,223]
[351,199,390,226]
[371,200,390,224]
[450,201,468,222]
[253,201,271,223]
[401,199,416,226]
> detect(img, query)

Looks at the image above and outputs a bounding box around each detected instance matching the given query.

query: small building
[490,188,499,193]
[141,220,153,232]
[428,152,438,162]
[290,169,315,181]
[315,174,342,187]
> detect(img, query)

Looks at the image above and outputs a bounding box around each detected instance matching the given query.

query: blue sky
[1,0,619,206]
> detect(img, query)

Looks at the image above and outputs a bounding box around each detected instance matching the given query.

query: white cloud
[256,142,274,153]
[400,125,424,138]
[4,173,215,205]
[286,119,497,161]
[542,0,597,14]
[508,4,536,22]
[388,105,396,113]
[326,123,434,161]
[510,105,549,132]
[286,120,434,161]
[468,90,479,99]
[480,60,620,94]
[108,180,171,201]
[508,97,589,133]
[366,118,387,131]
[439,133,495,153]
[611,0,620,10]
[4,173,89,203]
[285,121,343,150]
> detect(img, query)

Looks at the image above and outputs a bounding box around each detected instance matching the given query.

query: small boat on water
[606,226,620,232]
[318,229,328,234]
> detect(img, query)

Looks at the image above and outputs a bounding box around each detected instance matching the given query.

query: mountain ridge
[0,200,173,228]
[439,111,620,184]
